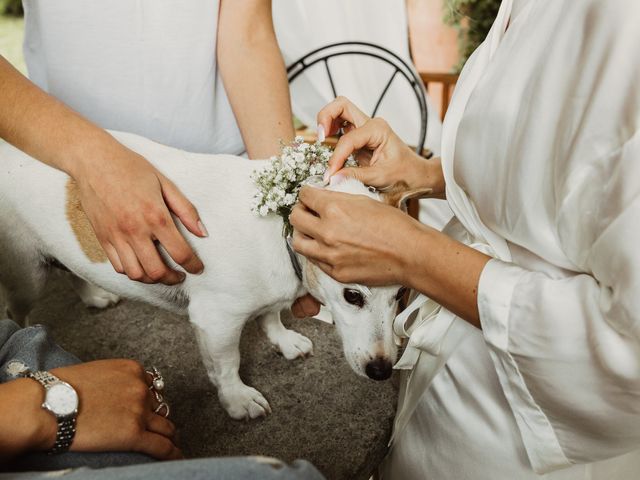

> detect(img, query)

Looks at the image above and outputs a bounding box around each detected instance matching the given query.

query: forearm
[401,223,490,327]
[0,379,55,459]
[218,1,294,159]
[0,56,121,179]
[412,155,446,198]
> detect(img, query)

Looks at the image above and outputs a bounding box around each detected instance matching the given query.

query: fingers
[146,412,176,440]
[160,176,208,238]
[289,202,322,237]
[136,431,182,460]
[295,186,336,218]
[310,257,337,280]
[289,199,332,267]
[154,224,204,276]
[327,119,387,178]
[131,238,185,285]
[108,221,203,284]
[114,241,153,283]
[103,242,124,274]
[317,96,369,138]
[334,166,382,187]
[143,369,154,388]
[291,231,325,264]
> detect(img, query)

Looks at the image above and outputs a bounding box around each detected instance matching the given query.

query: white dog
[0,131,422,419]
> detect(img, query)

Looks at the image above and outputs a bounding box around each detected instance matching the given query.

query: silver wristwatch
[25,370,79,454]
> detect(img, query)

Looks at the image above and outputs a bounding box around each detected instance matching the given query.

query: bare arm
[0,56,205,284]
[0,378,54,459]
[0,56,116,177]
[218,0,294,159]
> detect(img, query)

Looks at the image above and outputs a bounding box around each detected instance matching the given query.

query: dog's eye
[395,287,407,301]
[343,289,365,308]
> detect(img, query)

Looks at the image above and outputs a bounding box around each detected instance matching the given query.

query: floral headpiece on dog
[252,136,356,236]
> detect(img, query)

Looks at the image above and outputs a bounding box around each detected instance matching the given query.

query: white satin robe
[383,0,640,478]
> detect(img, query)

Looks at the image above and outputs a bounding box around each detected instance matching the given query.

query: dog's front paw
[219,384,272,420]
[274,330,314,360]
[80,286,120,309]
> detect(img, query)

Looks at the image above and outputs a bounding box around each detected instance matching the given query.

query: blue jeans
[0,457,324,480]
[0,320,324,479]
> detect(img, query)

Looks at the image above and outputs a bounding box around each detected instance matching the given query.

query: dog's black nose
[365,358,393,381]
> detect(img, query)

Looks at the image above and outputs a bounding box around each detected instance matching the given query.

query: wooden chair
[419,71,459,121]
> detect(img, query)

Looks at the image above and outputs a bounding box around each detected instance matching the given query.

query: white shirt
[22,0,245,155]
[384,0,640,478]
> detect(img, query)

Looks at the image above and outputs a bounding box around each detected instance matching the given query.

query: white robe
[383,0,640,478]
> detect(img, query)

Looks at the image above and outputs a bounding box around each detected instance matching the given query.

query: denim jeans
[0,320,324,479]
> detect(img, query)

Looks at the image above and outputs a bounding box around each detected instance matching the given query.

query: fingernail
[317,124,326,143]
[322,170,331,184]
[329,173,345,186]
[178,272,186,282]
[197,220,209,237]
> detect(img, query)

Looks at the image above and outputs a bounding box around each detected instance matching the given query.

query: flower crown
[251,136,356,236]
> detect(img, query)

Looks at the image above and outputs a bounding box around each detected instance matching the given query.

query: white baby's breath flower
[283,193,296,206]
[252,138,359,235]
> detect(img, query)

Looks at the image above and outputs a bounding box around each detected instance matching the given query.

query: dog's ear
[380,182,434,210]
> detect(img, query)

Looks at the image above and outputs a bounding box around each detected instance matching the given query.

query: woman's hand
[55,360,181,459]
[72,140,206,285]
[290,185,491,325]
[50,360,180,459]
[2,359,181,460]
[317,97,445,196]
[0,57,205,286]
[290,186,424,286]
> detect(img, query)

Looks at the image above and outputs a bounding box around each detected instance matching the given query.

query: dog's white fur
[0,131,401,419]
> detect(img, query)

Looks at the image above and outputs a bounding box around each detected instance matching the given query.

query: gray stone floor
[1,271,397,480]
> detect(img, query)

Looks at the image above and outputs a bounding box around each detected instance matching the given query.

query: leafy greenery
[1,0,22,16]
[444,0,500,71]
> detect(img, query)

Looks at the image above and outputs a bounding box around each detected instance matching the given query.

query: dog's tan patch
[66,179,108,263]
[304,260,320,291]
[380,181,434,210]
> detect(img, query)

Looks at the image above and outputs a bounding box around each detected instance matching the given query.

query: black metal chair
[287,41,429,155]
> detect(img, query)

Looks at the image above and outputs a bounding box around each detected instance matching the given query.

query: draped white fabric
[383,0,640,478]
[272,0,442,155]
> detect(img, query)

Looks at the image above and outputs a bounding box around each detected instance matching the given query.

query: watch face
[45,382,79,416]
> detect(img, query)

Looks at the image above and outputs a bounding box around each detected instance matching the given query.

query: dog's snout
[365,357,393,381]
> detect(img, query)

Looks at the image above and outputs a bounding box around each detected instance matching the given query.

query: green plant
[444,0,501,71]
[1,0,23,16]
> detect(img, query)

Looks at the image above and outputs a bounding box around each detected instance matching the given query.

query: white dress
[22,0,244,155]
[383,0,640,478]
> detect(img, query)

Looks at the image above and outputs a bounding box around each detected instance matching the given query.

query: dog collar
[285,236,303,281]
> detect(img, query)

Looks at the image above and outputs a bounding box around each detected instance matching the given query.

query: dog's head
[300,177,431,381]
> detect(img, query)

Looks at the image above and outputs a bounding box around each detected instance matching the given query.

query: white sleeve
[477,137,640,474]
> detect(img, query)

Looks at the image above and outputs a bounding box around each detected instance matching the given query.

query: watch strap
[26,370,59,388]
[51,416,77,454]
[25,370,78,454]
